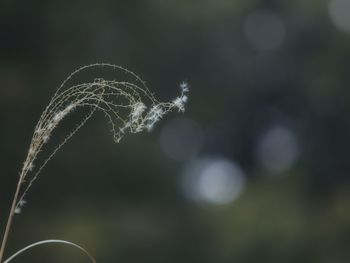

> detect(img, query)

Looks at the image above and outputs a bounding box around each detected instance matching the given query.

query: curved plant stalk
[0,63,189,263]
[3,240,96,263]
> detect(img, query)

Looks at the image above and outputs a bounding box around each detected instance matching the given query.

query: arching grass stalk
[0,63,189,263]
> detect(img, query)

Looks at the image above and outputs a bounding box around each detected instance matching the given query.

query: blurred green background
[1,0,350,262]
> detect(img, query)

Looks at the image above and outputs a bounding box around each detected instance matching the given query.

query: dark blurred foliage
[1,0,350,262]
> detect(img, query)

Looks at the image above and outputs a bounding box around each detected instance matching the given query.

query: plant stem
[0,174,23,263]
